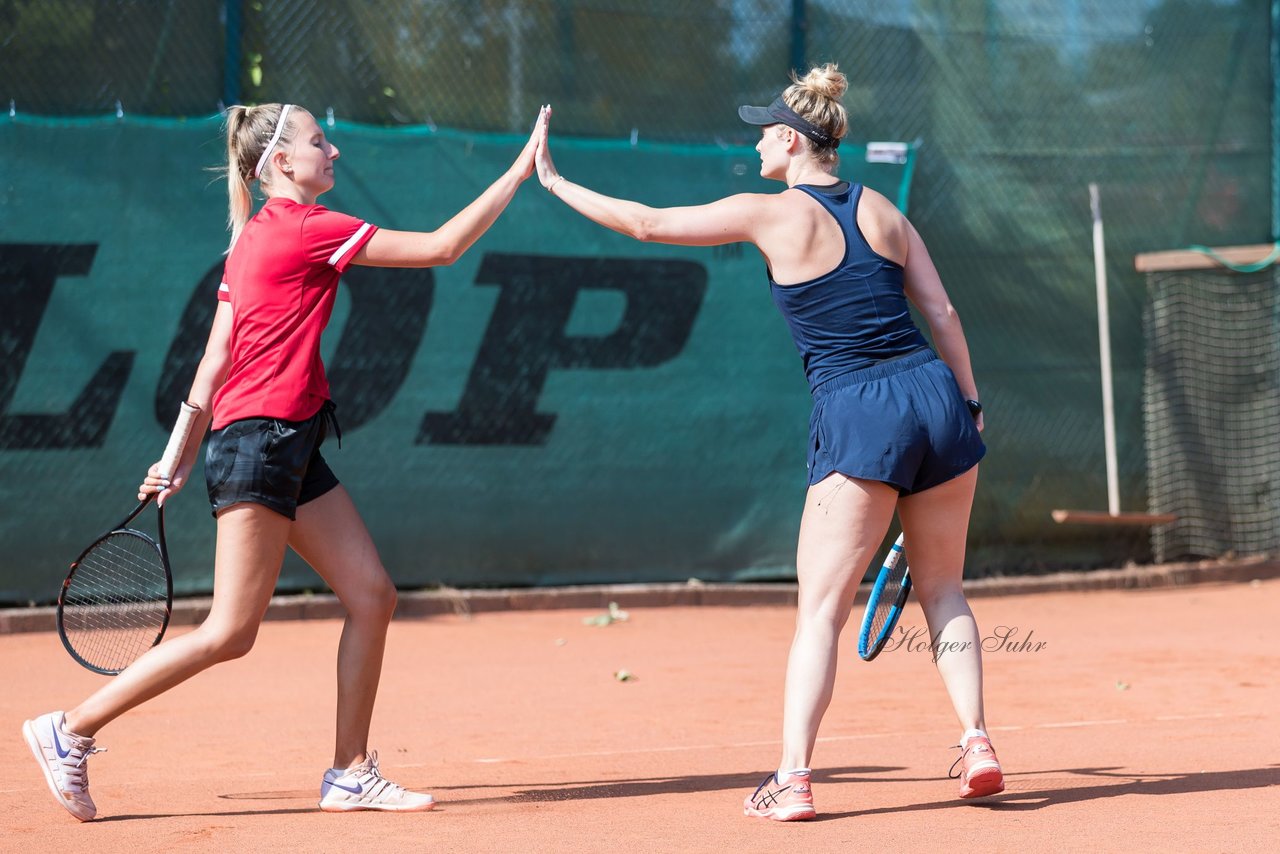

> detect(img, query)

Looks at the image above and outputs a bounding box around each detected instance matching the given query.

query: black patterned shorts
[204,401,340,520]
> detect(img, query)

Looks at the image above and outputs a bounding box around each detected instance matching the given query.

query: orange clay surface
[2,578,1278,853]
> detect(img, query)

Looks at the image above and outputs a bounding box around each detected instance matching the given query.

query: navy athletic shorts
[807,348,985,494]
[204,401,341,520]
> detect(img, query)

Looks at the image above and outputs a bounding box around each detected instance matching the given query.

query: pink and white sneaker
[22,711,104,821]
[743,769,816,821]
[950,734,1005,798]
[318,750,435,812]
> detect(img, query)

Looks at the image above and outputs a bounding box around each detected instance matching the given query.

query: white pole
[507,2,525,132]
[1090,182,1120,516]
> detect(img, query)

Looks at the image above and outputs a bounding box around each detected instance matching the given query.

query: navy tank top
[769,182,928,389]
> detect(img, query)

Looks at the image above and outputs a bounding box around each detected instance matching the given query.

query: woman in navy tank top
[532,64,1003,819]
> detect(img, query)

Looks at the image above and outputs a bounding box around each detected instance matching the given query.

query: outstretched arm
[534,106,768,246]
[354,107,547,268]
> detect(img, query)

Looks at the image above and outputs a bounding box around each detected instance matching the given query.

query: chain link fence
[2,0,1272,569]
[2,0,790,140]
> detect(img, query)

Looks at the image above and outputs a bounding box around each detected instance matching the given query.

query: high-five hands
[511,105,548,181]
[534,104,562,191]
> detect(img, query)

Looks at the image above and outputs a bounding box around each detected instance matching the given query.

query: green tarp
[0,116,916,602]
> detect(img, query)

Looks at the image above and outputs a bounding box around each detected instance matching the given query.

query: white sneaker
[22,711,104,821]
[318,750,435,812]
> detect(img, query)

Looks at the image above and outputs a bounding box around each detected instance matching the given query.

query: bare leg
[65,503,292,736]
[896,467,984,732]
[778,474,898,772]
[289,486,398,770]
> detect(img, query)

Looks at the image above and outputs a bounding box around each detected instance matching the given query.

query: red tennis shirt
[211,197,377,430]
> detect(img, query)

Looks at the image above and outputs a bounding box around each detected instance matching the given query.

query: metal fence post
[1272,0,1279,240]
[791,0,807,74]
[223,0,242,107]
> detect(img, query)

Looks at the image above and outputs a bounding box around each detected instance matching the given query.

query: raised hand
[534,104,562,190]
[511,105,547,181]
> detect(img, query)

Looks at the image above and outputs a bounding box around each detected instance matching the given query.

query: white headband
[253,104,294,179]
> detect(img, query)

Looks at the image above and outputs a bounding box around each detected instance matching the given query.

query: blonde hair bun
[780,62,849,162]
[796,63,848,101]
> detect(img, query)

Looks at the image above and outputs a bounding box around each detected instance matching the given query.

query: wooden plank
[1134,244,1276,273]
[1051,509,1179,526]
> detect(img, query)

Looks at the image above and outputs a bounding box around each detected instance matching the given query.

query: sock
[962,728,988,744]
[777,767,811,782]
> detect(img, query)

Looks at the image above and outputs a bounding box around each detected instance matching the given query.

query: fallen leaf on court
[583,601,630,626]
[1115,680,1130,691]
[614,669,636,682]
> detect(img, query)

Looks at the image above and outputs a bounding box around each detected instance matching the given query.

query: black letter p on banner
[420,253,707,446]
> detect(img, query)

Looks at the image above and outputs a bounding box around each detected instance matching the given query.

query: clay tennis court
[2,570,1277,853]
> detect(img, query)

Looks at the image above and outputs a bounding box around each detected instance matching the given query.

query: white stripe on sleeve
[327,223,373,267]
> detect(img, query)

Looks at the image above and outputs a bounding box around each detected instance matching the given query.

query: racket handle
[157,402,202,481]
[884,533,905,567]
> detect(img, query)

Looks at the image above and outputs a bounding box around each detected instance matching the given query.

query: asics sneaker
[743,769,816,821]
[318,750,435,812]
[950,734,1005,798]
[22,711,104,821]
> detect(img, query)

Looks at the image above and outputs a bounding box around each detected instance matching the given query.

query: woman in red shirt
[23,103,547,821]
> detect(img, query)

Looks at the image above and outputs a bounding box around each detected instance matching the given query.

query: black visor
[738,96,839,149]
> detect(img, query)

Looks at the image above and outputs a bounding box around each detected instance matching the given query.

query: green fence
[0,0,1273,600]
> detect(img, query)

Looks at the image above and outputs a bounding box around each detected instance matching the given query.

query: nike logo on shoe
[50,719,71,759]
[328,780,363,795]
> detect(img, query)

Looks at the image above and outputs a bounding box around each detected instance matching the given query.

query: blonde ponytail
[221,103,297,251]
[224,106,253,250]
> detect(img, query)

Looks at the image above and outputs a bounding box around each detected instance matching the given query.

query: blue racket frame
[857,534,911,661]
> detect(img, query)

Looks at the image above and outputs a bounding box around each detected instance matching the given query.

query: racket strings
[62,530,168,671]
[868,564,909,643]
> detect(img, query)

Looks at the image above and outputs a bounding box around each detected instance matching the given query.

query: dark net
[1143,264,1280,561]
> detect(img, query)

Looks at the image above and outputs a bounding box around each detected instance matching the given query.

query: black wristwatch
[966,399,983,418]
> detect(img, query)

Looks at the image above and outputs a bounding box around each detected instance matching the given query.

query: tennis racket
[856,533,911,662]
[57,402,201,675]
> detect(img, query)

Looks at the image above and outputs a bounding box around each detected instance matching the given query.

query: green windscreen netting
[1,116,920,603]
